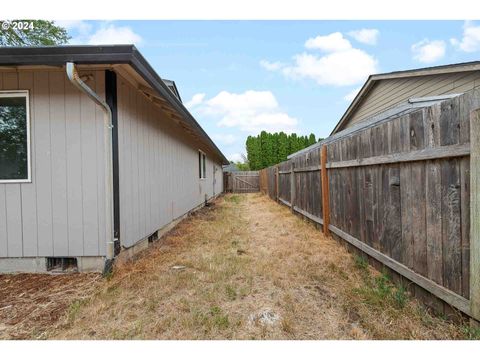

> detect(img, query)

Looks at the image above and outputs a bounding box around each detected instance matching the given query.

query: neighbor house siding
[116,75,223,248]
[0,69,107,258]
[346,70,480,128]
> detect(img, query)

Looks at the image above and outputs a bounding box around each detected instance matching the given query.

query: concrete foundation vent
[148,231,159,243]
[46,257,78,272]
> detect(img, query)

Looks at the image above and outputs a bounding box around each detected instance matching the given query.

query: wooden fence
[224,171,260,193]
[259,89,480,322]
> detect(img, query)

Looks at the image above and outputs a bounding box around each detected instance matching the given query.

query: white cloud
[344,87,361,102]
[64,22,142,45]
[260,60,284,71]
[86,24,142,45]
[194,90,298,134]
[305,32,352,52]
[282,49,377,86]
[211,133,237,145]
[262,32,378,87]
[54,20,92,33]
[348,29,379,45]
[411,39,446,63]
[185,93,206,109]
[228,153,244,163]
[204,90,277,116]
[451,21,480,53]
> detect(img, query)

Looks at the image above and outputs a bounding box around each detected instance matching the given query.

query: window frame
[0,90,31,183]
[198,149,206,180]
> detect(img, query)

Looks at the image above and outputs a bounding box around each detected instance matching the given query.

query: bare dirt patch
[38,193,470,339]
[0,272,100,339]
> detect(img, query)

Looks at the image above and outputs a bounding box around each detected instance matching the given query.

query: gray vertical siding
[0,69,107,258]
[0,68,225,259]
[117,75,223,248]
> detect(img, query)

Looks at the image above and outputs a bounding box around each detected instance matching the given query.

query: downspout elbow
[66,62,112,120]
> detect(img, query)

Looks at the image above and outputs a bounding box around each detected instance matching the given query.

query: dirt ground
[0,272,99,339]
[0,193,475,339]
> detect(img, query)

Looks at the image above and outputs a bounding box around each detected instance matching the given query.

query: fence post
[321,145,330,237]
[275,166,279,202]
[290,161,295,212]
[471,108,480,324]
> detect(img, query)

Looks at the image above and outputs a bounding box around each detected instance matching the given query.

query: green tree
[245,131,320,170]
[0,20,69,46]
[278,132,289,162]
[289,133,297,155]
[259,131,268,168]
[233,154,250,171]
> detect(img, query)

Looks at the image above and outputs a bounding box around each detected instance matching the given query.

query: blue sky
[58,20,480,161]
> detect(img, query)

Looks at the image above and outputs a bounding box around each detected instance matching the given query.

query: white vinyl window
[0,91,31,183]
[198,150,206,179]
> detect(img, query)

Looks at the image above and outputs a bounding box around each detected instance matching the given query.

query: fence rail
[259,88,480,322]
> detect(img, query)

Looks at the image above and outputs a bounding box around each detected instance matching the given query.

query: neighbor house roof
[162,79,182,102]
[222,163,239,172]
[0,45,228,164]
[331,60,480,135]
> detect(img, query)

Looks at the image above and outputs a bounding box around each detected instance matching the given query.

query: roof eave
[330,74,375,135]
[0,45,229,165]
[129,48,228,164]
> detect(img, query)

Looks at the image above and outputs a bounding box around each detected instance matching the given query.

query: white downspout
[66,62,115,263]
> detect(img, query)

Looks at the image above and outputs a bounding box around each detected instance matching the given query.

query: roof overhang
[0,45,229,165]
[331,60,480,135]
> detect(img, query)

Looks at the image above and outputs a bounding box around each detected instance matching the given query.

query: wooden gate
[225,171,260,193]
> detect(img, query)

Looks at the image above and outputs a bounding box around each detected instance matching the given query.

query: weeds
[67,299,88,323]
[225,194,242,204]
[352,268,408,312]
[201,306,230,330]
[462,325,480,340]
[354,255,369,272]
[225,285,237,301]
[393,285,407,309]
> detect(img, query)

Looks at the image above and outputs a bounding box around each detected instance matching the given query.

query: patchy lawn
[1,193,476,339]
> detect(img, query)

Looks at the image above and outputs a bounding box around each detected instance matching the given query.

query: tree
[244,131,321,170]
[0,20,69,46]
[278,132,289,162]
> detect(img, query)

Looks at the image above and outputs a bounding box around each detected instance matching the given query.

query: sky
[58,20,480,162]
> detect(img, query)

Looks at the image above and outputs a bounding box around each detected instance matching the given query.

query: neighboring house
[222,163,239,173]
[333,61,480,133]
[289,60,480,158]
[0,45,228,273]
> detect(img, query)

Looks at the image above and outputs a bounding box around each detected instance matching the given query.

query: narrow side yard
[0,194,474,339]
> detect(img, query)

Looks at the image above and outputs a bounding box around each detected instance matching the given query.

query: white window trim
[0,90,32,184]
[199,149,206,180]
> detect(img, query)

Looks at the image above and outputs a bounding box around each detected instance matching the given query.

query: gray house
[332,60,480,133]
[289,60,480,159]
[0,45,228,273]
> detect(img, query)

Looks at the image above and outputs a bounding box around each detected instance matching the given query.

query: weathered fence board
[470,108,480,322]
[259,88,480,321]
[278,161,291,204]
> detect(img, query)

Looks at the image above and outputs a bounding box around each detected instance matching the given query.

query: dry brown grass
[0,272,100,339]
[35,193,471,340]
